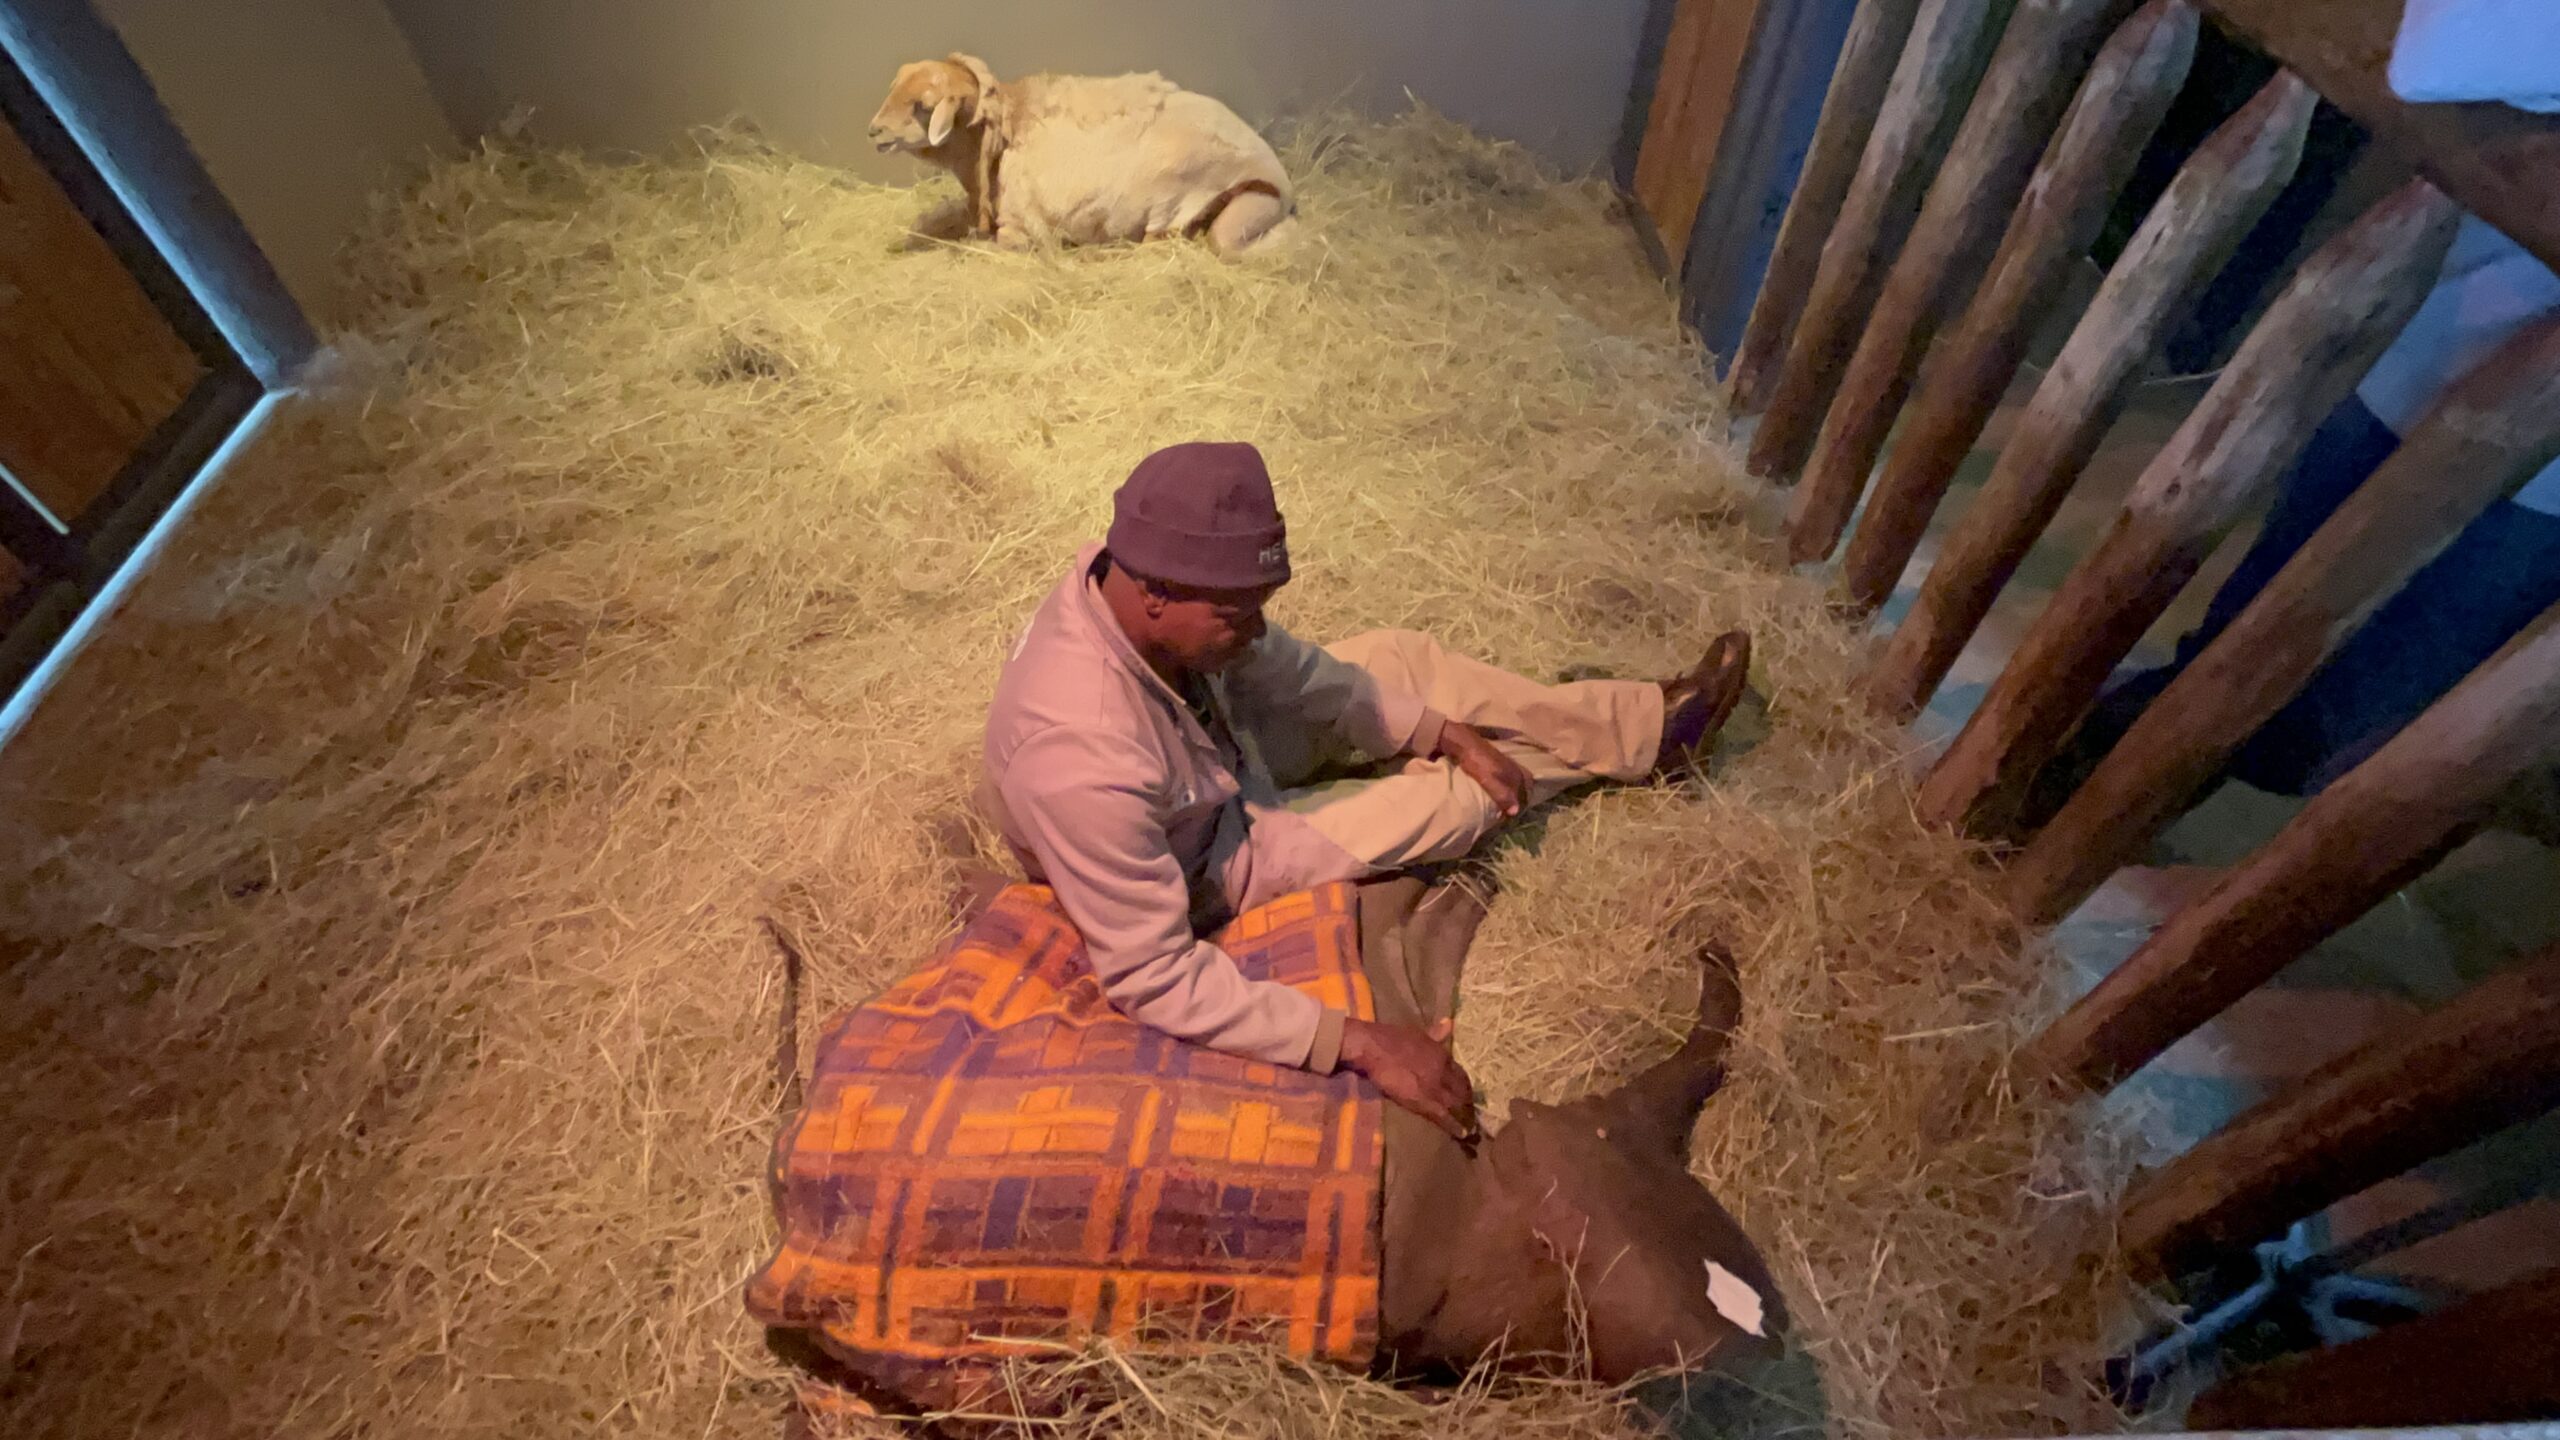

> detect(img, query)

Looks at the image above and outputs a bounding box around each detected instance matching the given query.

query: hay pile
[0,113,2145,1439]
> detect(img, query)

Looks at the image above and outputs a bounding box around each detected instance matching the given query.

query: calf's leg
[1360,879,1542,1371]
[1583,939,1742,1160]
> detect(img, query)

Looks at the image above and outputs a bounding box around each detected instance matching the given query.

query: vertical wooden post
[2007,315,2560,923]
[1911,178,2459,833]
[1781,0,2153,563]
[1859,73,2317,721]
[2187,1266,2560,1430]
[2021,599,2560,1096]
[2119,940,2560,1275]
[1744,0,2017,481]
[1836,6,2199,611]
[1729,0,1925,412]
[1801,0,2193,574]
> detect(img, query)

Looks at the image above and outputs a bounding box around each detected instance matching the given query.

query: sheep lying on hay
[0,110,2148,1440]
[868,53,1294,254]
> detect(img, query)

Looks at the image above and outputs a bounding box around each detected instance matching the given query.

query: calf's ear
[927,96,961,147]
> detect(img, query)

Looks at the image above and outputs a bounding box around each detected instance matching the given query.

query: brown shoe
[1653,630,1752,779]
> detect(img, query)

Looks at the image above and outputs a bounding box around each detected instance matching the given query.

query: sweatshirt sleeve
[1230,624,1445,761]
[1000,724,1336,1069]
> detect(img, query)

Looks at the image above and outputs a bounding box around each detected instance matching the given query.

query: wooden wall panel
[1634,0,1773,267]
[0,105,201,528]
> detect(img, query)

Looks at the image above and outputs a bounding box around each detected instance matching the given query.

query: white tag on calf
[1704,1260,1767,1337]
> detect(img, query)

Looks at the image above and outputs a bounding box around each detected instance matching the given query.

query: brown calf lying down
[1356,875,1788,1381]
[760,865,1785,1420]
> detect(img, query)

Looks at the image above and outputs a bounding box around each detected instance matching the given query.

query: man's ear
[927,95,960,147]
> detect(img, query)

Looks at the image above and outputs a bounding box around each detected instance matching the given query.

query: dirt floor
[0,114,2146,1439]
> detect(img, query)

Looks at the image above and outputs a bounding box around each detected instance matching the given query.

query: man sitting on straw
[982,441,1752,1137]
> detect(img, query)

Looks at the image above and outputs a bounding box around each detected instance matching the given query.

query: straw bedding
[0,113,2146,1439]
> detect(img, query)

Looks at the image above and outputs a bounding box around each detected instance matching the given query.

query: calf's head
[868,53,999,154]
[1501,939,1787,1377]
[1392,936,1788,1385]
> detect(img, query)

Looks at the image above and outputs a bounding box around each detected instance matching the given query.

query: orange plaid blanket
[744,882,1384,1412]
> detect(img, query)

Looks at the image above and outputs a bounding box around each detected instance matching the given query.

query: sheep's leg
[1206,188,1291,256]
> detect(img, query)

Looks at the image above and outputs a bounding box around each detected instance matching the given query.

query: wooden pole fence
[1744,0,2015,481]
[1912,177,2459,833]
[2021,598,2560,1095]
[1858,73,2316,721]
[2006,313,2560,923]
[2120,940,2560,1275]
[1781,0,2158,563]
[1728,0,1925,414]
[1828,0,2196,596]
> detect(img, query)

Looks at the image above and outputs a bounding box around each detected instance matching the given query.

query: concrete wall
[93,0,456,325]
[378,0,1650,181]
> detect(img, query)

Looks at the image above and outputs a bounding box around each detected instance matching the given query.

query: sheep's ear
[927,95,960,147]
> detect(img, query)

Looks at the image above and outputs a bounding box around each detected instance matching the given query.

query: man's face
[1148,578,1279,673]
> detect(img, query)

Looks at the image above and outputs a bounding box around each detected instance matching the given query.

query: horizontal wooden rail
[1860,73,2316,721]
[2120,940,2560,1274]
[1745,0,2013,481]
[1784,0,2163,565]
[2007,313,2560,922]
[2197,0,2560,275]
[1728,0,1923,413]
[1912,177,2459,833]
[2023,597,2560,1095]
[1831,0,2195,600]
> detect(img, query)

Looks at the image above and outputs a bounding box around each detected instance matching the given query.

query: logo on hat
[1258,541,1289,571]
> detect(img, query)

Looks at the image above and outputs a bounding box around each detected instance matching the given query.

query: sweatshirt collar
[1068,542,1218,738]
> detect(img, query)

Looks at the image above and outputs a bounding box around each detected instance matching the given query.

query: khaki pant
[1250,629,1664,877]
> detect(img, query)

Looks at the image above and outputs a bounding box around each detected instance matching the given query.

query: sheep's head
[867,53,997,154]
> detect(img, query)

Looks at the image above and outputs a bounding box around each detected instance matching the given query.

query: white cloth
[2389,0,2560,112]
[2356,215,2560,515]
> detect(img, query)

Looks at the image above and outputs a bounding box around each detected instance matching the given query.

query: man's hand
[1339,1016,1479,1141]
[1432,720,1532,819]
